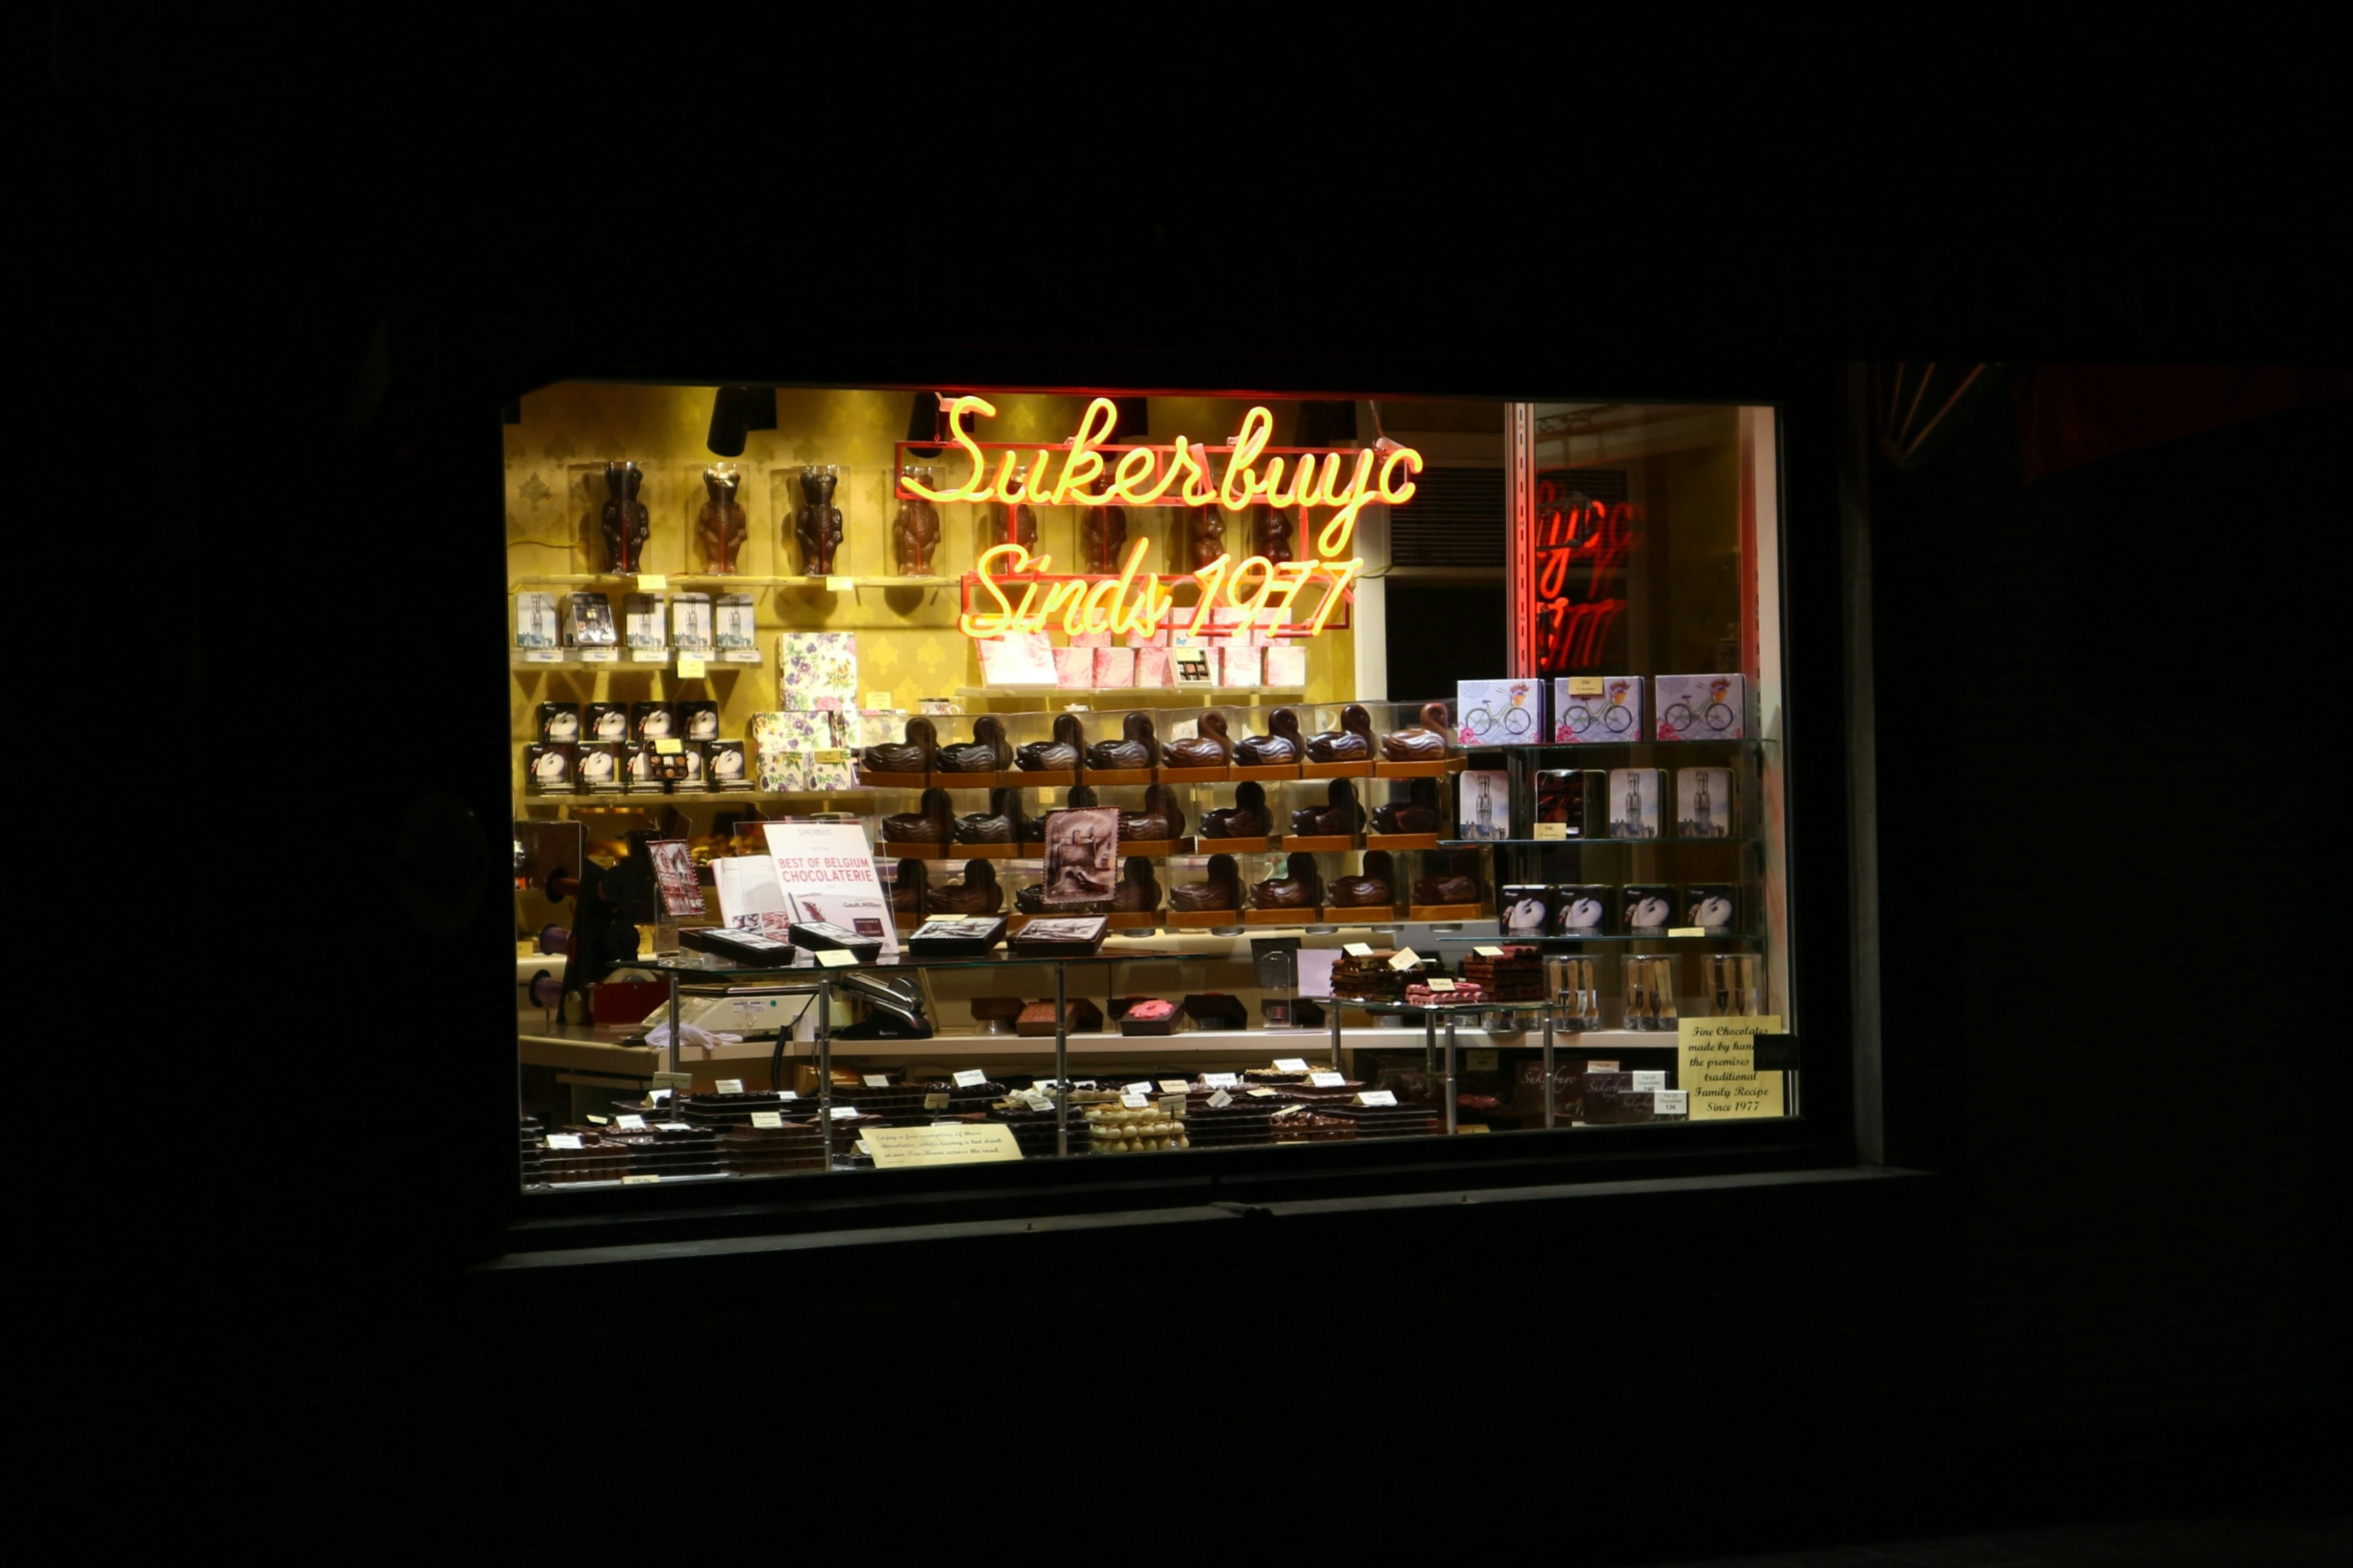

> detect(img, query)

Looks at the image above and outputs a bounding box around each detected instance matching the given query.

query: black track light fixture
[706,386,777,457]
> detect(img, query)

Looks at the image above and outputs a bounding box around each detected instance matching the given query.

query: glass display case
[507,388,1796,1193]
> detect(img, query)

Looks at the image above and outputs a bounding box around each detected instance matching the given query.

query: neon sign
[919,397,1420,643]
[1532,477,1641,673]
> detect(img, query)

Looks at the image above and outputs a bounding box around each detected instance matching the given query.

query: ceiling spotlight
[906,391,953,459]
[706,386,776,457]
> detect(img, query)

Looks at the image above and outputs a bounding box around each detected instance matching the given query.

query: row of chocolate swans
[879,774,1446,849]
[862,702,1456,776]
[892,848,1486,920]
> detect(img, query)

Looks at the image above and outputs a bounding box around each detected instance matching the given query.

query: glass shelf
[512,574,956,590]
[643,944,1225,980]
[1314,997,1552,1017]
[954,686,1308,703]
[1457,738,1775,755]
[1436,931,1762,944]
[1439,836,1759,848]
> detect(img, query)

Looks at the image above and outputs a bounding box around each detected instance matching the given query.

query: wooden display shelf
[1228,761,1304,782]
[929,768,1006,789]
[857,769,928,791]
[1326,901,1402,922]
[1365,831,1440,852]
[1005,911,1161,933]
[1192,833,1276,855]
[1245,906,1320,926]
[1156,764,1232,785]
[1372,757,1467,779]
[1113,837,1192,858]
[944,842,1031,859]
[1300,759,1374,780]
[880,839,954,858]
[1165,909,1243,930]
[1408,902,1485,923]
[956,686,1307,702]
[1010,766,1079,788]
[1282,834,1357,854]
[1081,766,1154,786]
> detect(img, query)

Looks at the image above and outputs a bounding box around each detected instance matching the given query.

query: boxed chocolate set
[1534,769,1594,838]
[514,591,558,649]
[705,738,748,789]
[1622,883,1674,936]
[1683,883,1737,934]
[1655,673,1745,740]
[907,915,1008,956]
[1552,675,1640,741]
[632,701,676,742]
[537,702,581,744]
[677,699,721,740]
[577,741,624,792]
[1608,768,1665,839]
[565,592,617,647]
[1455,678,1545,746]
[1554,885,1609,936]
[788,921,882,962]
[714,593,756,651]
[1501,884,1554,937]
[1677,767,1734,838]
[525,742,574,794]
[586,700,630,742]
[623,591,666,650]
[776,631,859,708]
[670,591,714,651]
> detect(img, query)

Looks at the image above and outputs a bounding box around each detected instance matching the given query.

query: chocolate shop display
[699,465,748,573]
[793,465,843,575]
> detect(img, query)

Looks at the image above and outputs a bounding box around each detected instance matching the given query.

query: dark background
[46,23,2350,1558]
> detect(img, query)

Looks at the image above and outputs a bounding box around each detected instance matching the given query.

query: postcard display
[505,388,1789,1185]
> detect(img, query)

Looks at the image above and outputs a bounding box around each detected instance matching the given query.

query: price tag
[622,1173,661,1184]
[1466,1049,1499,1072]
[952,1069,987,1088]
[524,648,562,664]
[1457,1122,1490,1134]
[677,655,706,679]
[1274,1058,1310,1073]
[1202,1072,1239,1088]
[828,1106,859,1119]
[1343,942,1374,957]
[723,648,760,663]
[648,1089,673,1104]
[655,738,683,755]
[1157,1095,1187,1116]
[1587,1060,1620,1072]
[1632,1070,1667,1092]
[816,948,859,968]
[580,647,617,664]
[825,575,855,593]
[1308,1071,1345,1087]
[777,1090,799,1101]
[1656,1089,1689,1115]
[1121,1091,1149,1108]
[1358,1090,1398,1107]
[1668,926,1707,938]
[1247,1087,1277,1098]
[864,690,893,711]
[652,1073,692,1091]
[1474,946,1505,957]
[1156,1079,1189,1096]
[1534,822,1568,840]
[585,1114,610,1126]
[1567,677,1603,697]
[1207,1088,1234,1108]
[923,1093,950,1110]
[1124,1080,1153,1096]
[716,1078,745,1095]
[637,573,668,591]
[862,1074,892,1088]
[657,1122,691,1132]
[750,1111,785,1129]
[546,1134,583,1150]
[632,647,670,663]
[1388,948,1422,970]
[1426,977,1457,992]
[616,1114,646,1131]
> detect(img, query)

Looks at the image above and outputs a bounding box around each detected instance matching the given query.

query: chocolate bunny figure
[1084,504,1129,573]
[697,467,748,574]
[1189,506,1227,570]
[979,500,1038,552]
[893,468,942,575]
[794,466,844,576]
[601,461,650,574]
[1252,502,1294,565]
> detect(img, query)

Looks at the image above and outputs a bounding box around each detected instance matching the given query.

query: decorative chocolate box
[1654,673,1745,740]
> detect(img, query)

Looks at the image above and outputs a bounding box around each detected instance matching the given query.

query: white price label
[622,1173,661,1184]
[1207,1088,1234,1108]
[657,1122,691,1132]
[1247,1087,1277,1098]
[585,1115,610,1126]
[863,1074,892,1088]
[1308,1071,1345,1087]
[1125,1080,1153,1096]
[546,1134,583,1150]
[1156,1079,1189,1096]
[923,1093,950,1110]
[750,1111,785,1129]
[1121,1091,1149,1108]
[1474,946,1505,957]
[1273,1058,1310,1073]
[1656,1090,1690,1115]
[828,1106,859,1119]
[580,647,617,664]
[1388,948,1422,970]
[1426,977,1457,992]
[953,1069,987,1088]
[716,1078,745,1095]
[1632,1071,1667,1092]
[816,948,859,968]
[616,1114,646,1131]
[1358,1090,1398,1107]
[523,648,562,664]
[1343,942,1375,957]
[1202,1073,1239,1088]
[777,1090,799,1101]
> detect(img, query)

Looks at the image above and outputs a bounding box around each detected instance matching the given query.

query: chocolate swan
[1250,852,1322,910]
[1117,783,1186,844]
[1412,849,1483,907]
[1086,711,1158,771]
[955,788,1041,845]
[1234,707,1305,765]
[1327,849,1396,909]
[1169,853,1242,911]
[1110,856,1160,912]
[1371,777,1442,835]
[892,467,941,575]
[865,716,938,776]
[1290,777,1365,837]
[1380,702,1455,761]
[1305,703,1374,762]
[881,788,956,844]
[930,859,1003,915]
[1161,711,1234,769]
[1016,713,1086,773]
[1066,784,1100,808]
[936,715,1012,773]
[1198,781,1270,839]
[891,858,930,918]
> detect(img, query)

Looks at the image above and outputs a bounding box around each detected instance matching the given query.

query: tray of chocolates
[1329,949,1430,1002]
[1310,1101,1443,1138]
[1117,998,1182,1036]
[1405,980,1485,1006]
[668,1091,806,1127]
[1005,915,1110,956]
[1268,1109,1357,1143]
[1459,944,1547,1002]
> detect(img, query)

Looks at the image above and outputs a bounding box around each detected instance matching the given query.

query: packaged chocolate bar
[907,915,1009,957]
[586,700,630,742]
[525,742,574,795]
[705,738,749,790]
[631,701,676,742]
[677,699,721,741]
[1683,882,1737,934]
[679,925,799,966]
[577,740,625,793]
[537,702,582,744]
[1006,915,1109,955]
[788,921,882,961]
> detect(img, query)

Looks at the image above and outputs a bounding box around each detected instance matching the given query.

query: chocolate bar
[906,915,1008,957]
[787,921,881,962]
[679,926,799,967]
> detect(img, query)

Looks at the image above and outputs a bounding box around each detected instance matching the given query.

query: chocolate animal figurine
[979,500,1038,551]
[1086,711,1158,771]
[863,716,939,775]
[1234,707,1305,764]
[955,788,1041,845]
[1412,849,1483,906]
[1170,853,1242,911]
[1251,852,1322,910]
[1117,783,1185,844]
[1066,784,1100,808]
[1380,702,1455,761]
[1084,504,1128,573]
[936,715,1013,773]
[1161,711,1234,769]
[699,467,749,573]
[880,788,956,844]
[1252,502,1294,565]
[601,461,650,574]
[892,467,942,575]
[1189,505,1226,570]
[1016,879,1101,915]
[1015,713,1086,772]
[1198,781,1270,839]
[930,859,1003,915]
[793,466,843,576]
[1327,849,1396,909]
[1290,777,1365,837]
[1306,703,1374,761]
[1110,856,1160,911]
[892,858,929,918]
[1372,777,1442,835]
